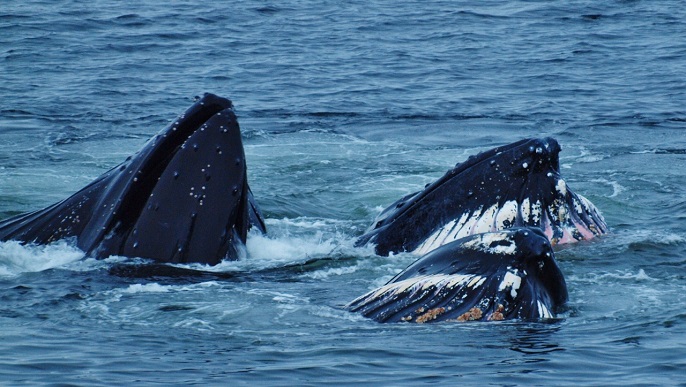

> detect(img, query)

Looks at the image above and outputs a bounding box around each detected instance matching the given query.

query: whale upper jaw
[357,137,608,256]
[0,93,265,265]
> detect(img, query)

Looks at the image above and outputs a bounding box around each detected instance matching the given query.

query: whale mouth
[357,137,608,256]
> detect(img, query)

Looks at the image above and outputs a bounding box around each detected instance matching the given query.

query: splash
[0,240,85,277]
[0,215,367,276]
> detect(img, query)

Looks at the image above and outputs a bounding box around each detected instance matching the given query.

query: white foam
[0,215,364,276]
[121,283,172,294]
[561,147,607,165]
[592,269,655,282]
[591,178,626,198]
[118,281,222,295]
[0,240,85,277]
[302,265,360,280]
[246,231,337,262]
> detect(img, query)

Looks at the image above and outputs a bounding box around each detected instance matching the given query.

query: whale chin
[356,137,607,256]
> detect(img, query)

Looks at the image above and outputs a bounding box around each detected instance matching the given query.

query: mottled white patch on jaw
[446,207,483,242]
[556,179,568,196]
[497,269,522,299]
[530,200,542,223]
[520,197,531,223]
[494,200,517,229]
[468,276,487,288]
[413,208,480,255]
[546,198,562,223]
[414,219,457,256]
[352,273,485,305]
[573,196,584,214]
[537,300,553,319]
[574,193,594,214]
[471,204,498,234]
[414,200,524,256]
[549,191,607,244]
[462,232,517,255]
[449,211,476,242]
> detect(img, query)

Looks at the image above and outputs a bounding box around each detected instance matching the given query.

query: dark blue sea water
[2,1,685,385]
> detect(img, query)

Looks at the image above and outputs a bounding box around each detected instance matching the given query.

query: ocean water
[1,0,685,385]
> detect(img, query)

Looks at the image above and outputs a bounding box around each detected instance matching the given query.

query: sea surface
[1,1,685,385]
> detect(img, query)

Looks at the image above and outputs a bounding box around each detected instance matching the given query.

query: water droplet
[133,242,138,249]
[467,190,473,197]
[173,171,179,179]
[193,144,199,151]
[235,158,242,166]
[522,162,529,169]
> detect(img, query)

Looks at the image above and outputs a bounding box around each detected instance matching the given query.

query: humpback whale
[347,228,567,323]
[356,137,607,256]
[0,93,265,265]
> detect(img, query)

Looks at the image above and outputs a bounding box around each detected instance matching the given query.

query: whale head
[357,137,607,256]
[347,228,568,323]
[0,93,265,265]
